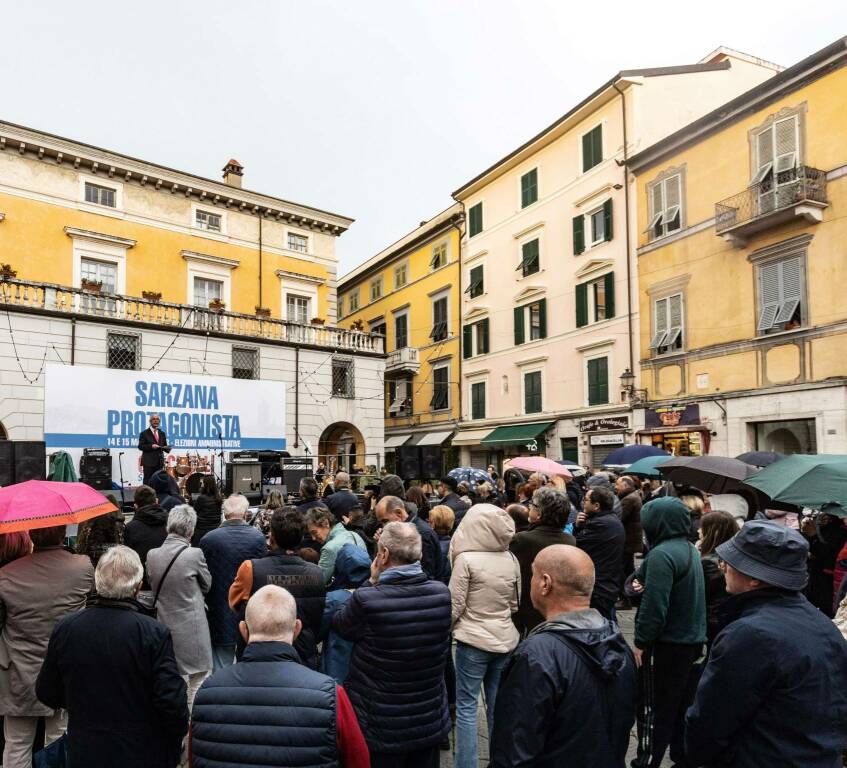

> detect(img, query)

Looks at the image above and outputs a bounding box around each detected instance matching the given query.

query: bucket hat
[716,519,809,591]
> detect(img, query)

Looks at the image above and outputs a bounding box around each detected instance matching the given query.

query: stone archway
[318,422,366,474]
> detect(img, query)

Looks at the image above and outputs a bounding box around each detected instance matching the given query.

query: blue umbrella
[447,467,491,491]
[602,444,669,467]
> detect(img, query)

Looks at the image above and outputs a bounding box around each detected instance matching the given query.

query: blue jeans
[212,644,236,670]
[454,641,508,768]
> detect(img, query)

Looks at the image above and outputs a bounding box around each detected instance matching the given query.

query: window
[370,277,383,302]
[582,124,603,172]
[371,321,387,338]
[80,258,118,293]
[195,209,222,232]
[757,256,803,334]
[388,378,412,416]
[586,357,609,406]
[431,242,448,270]
[576,273,615,327]
[331,357,354,398]
[468,202,483,237]
[650,294,684,355]
[524,371,542,414]
[560,436,579,463]
[462,318,490,359]
[514,299,547,344]
[287,233,309,253]
[107,332,139,370]
[574,199,612,255]
[751,114,800,213]
[286,294,311,324]
[84,182,116,208]
[431,295,449,341]
[647,174,682,240]
[521,168,538,208]
[193,276,223,307]
[394,262,408,288]
[467,264,484,298]
[754,418,816,454]
[232,347,258,379]
[518,239,540,277]
[471,381,486,420]
[431,365,449,410]
[348,290,359,313]
[394,313,409,349]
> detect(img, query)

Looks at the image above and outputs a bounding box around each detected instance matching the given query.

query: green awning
[480,421,555,447]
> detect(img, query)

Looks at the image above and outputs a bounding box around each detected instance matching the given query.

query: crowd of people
[0,464,846,768]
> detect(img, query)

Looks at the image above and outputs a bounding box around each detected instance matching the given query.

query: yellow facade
[338,205,463,455]
[630,39,847,455]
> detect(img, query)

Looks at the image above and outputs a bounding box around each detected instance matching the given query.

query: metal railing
[0,279,384,354]
[715,165,827,234]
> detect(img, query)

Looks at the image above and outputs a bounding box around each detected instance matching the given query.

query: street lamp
[620,368,648,405]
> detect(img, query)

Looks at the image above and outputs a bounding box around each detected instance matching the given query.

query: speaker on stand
[396,446,421,482]
[419,445,443,479]
[80,449,112,490]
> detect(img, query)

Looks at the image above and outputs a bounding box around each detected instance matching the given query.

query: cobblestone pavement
[439,607,672,767]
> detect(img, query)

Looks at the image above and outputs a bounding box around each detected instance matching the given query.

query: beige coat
[0,546,93,716]
[448,504,521,654]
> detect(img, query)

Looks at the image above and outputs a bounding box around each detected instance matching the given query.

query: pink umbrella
[0,480,117,535]
[506,456,573,479]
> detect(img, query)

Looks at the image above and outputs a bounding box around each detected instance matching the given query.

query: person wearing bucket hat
[685,520,847,768]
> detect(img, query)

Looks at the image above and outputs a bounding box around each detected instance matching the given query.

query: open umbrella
[556,460,587,478]
[447,467,492,491]
[0,480,117,535]
[742,454,847,509]
[735,451,785,468]
[659,456,758,494]
[602,444,669,467]
[624,455,674,479]
[506,456,573,478]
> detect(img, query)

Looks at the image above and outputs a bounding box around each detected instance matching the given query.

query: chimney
[222,158,244,188]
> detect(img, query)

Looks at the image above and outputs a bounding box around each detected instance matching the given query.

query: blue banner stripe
[44,434,286,450]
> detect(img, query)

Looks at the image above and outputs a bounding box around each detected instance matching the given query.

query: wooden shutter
[603,199,613,242]
[576,283,588,328]
[596,358,609,404]
[525,372,541,413]
[469,203,483,237]
[514,306,525,345]
[774,116,799,171]
[604,272,615,319]
[573,215,585,255]
[774,256,803,325]
[537,299,547,339]
[651,297,668,348]
[592,126,603,166]
[479,318,490,354]
[757,262,781,331]
[469,264,483,296]
[587,359,599,405]
[463,324,473,359]
[582,131,593,172]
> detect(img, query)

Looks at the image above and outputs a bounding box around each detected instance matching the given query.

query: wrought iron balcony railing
[0,279,384,354]
[715,165,827,239]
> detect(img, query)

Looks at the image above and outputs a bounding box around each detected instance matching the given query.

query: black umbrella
[735,451,785,468]
[659,456,758,494]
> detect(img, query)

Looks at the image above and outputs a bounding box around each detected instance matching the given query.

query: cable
[147,307,196,372]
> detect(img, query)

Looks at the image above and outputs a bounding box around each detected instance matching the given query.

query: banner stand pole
[117,452,127,511]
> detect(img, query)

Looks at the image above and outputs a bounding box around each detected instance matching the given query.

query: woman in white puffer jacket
[448,503,521,768]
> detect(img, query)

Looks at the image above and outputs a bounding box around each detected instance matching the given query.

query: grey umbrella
[658,455,759,494]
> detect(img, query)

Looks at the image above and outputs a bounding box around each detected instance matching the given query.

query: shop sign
[579,416,630,433]
[645,404,701,429]
[589,433,625,446]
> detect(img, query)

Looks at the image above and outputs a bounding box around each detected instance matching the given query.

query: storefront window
[650,431,703,457]
[754,418,816,455]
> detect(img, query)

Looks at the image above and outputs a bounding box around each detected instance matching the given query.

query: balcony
[0,279,384,354]
[715,165,827,246]
[385,346,420,376]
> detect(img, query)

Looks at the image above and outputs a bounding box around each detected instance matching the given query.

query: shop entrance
[649,430,703,456]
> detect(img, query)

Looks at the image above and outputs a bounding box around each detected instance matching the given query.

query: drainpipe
[450,208,466,429]
[70,317,76,365]
[613,81,635,379]
[258,214,263,310]
[293,345,299,449]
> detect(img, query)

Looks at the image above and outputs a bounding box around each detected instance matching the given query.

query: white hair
[379,521,422,565]
[245,585,297,642]
[95,545,143,599]
[167,504,196,538]
[222,494,249,519]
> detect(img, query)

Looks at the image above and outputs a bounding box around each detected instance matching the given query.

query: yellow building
[629,37,847,456]
[337,204,463,477]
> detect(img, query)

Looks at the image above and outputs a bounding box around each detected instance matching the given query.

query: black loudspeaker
[282,457,313,493]
[14,441,46,483]
[420,446,442,479]
[226,462,262,495]
[396,446,421,481]
[80,452,112,490]
[0,441,14,486]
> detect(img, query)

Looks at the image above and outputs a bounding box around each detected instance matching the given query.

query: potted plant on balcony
[142,290,162,301]
[0,264,17,281]
[310,317,325,326]
[208,298,226,312]
[255,305,271,318]
[81,278,103,293]
[351,319,364,331]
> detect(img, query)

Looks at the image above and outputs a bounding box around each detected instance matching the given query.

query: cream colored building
[452,50,780,469]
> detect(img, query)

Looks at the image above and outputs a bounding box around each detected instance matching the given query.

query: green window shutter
[514,306,525,345]
[469,264,483,297]
[603,198,613,242]
[479,318,490,354]
[582,131,593,173]
[576,283,588,328]
[521,169,538,208]
[604,272,615,319]
[573,215,585,255]
[463,324,473,359]
[538,299,547,339]
[525,371,542,414]
[587,358,609,406]
[593,125,603,167]
[468,203,483,237]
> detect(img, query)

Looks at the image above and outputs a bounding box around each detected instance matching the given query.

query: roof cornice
[0,120,354,234]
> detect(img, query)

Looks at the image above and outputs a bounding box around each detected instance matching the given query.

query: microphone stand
[215,430,226,495]
[117,452,126,510]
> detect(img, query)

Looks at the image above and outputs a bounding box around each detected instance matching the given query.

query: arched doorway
[0,422,7,440]
[318,422,366,474]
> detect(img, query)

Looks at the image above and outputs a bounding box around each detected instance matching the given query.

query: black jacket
[701,553,729,646]
[408,509,443,581]
[575,510,626,605]
[326,488,360,523]
[138,427,171,470]
[333,568,451,753]
[686,588,847,767]
[124,503,168,574]
[35,598,188,768]
[618,489,644,555]
[191,641,338,768]
[491,608,636,767]
[191,493,222,546]
[440,492,469,527]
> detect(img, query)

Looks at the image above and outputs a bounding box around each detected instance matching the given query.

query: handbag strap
[153,546,188,606]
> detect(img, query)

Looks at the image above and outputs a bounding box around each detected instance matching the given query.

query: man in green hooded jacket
[631,496,705,768]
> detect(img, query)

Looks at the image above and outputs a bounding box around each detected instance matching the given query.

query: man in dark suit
[138,413,171,484]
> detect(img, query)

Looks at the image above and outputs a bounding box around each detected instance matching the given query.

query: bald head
[241,585,301,644]
[531,545,595,619]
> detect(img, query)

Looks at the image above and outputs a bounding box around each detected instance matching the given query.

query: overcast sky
[2,2,844,274]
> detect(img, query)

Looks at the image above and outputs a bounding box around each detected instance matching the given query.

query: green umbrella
[743,454,847,508]
[624,454,674,479]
